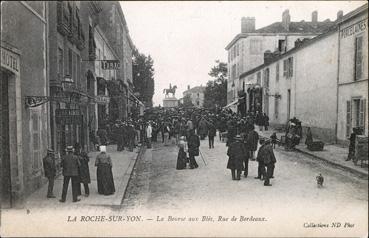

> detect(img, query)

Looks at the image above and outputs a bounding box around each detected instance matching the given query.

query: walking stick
[199,149,207,166]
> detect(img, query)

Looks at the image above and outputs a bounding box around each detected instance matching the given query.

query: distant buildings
[182,85,205,107]
[228,4,368,144]
[225,10,336,106]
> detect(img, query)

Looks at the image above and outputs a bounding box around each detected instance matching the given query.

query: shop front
[247,87,263,113]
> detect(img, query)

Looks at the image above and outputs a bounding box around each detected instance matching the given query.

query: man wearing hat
[256,138,276,186]
[43,149,56,198]
[60,146,81,202]
[227,135,246,180]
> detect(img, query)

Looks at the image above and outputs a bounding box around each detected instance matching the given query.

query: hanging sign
[101,60,120,70]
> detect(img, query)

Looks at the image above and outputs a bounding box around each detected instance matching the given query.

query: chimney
[241,17,255,33]
[337,10,343,20]
[312,11,318,26]
[282,10,290,31]
[187,85,190,90]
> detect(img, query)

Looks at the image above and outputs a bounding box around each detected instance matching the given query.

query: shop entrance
[1,69,11,208]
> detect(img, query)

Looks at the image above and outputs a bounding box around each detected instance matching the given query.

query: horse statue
[163,84,177,98]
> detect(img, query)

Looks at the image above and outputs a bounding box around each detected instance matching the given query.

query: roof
[225,20,336,50]
[255,21,335,34]
[336,3,368,25]
[183,86,205,94]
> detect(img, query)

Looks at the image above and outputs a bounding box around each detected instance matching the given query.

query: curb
[260,135,368,178]
[295,148,368,178]
[117,146,146,207]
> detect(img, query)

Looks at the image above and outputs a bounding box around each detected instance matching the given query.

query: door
[1,70,11,208]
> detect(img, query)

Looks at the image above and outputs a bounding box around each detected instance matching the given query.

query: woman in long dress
[95,146,115,195]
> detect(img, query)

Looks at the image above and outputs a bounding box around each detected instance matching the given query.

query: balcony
[56,1,71,37]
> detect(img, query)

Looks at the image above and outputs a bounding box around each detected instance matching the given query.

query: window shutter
[276,63,279,81]
[289,57,294,77]
[283,60,287,77]
[346,101,351,138]
[359,99,366,131]
[355,36,363,80]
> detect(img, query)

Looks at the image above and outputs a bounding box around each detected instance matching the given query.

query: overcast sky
[120,1,366,106]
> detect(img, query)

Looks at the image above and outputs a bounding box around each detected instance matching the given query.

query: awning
[224,100,239,108]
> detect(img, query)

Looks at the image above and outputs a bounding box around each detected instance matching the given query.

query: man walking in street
[59,146,81,203]
[146,121,153,149]
[256,138,277,186]
[208,120,216,149]
[227,135,246,180]
[187,129,200,169]
[247,125,259,160]
[43,149,56,198]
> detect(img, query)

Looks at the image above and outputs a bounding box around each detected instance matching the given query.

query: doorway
[1,70,11,208]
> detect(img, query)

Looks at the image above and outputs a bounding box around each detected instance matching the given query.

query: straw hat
[100,145,106,152]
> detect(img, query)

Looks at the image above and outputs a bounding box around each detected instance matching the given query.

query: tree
[181,94,194,108]
[203,61,228,109]
[132,50,155,107]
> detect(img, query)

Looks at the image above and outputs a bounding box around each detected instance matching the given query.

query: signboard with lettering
[340,19,367,39]
[55,109,83,125]
[95,95,110,104]
[1,46,20,74]
[101,60,120,70]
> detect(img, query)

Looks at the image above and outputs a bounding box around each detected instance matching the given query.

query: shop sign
[1,46,20,74]
[101,60,120,70]
[95,95,110,104]
[55,109,82,125]
[340,19,367,39]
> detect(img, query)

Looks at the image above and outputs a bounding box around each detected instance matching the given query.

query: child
[270,132,277,149]
[176,136,188,170]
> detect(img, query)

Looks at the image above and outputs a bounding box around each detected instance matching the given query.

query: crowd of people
[42,107,279,202]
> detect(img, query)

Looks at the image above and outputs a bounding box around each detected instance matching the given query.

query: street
[121,134,368,236]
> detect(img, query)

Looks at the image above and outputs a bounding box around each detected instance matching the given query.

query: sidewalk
[24,145,143,209]
[256,128,368,177]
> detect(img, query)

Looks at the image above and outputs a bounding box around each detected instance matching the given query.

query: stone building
[1,1,49,207]
[183,85,205,108]
[237,4,368,143]
[225,10,336,105]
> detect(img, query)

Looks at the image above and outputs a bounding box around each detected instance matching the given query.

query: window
[250,39,262,55]
[354,36,363,80]
[346,101,351,138]
[257,72,261,85]
[72,53,77,85]
[264,68,270,88]
[359,99,366,131]
[283,57,293,78]
[68,49,72,76]
[76,55,81,87]
[57,47,63,77]
[236,43,239,56]
[274,97,279,119]
[276,62,280,82]
[231,64,236,80]
[30,110,42,170]
[278,39,286,52]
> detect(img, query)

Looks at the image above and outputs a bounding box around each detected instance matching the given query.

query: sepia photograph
[0,1,368,237]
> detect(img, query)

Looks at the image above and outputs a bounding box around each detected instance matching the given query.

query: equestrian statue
[163,83,177,98]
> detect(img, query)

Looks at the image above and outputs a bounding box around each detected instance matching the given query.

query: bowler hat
[65,146,74,152]
[47,148,54,153]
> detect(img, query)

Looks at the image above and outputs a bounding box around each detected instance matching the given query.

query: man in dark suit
[187,129,200,169]
[43,149,56,198]
[208,121,216,149]
[256,138,277,186]
[59,146,81,203]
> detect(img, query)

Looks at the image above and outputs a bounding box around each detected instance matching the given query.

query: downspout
[335,25,341,144]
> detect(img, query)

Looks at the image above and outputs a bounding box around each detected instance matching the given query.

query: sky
[120,1,366,106]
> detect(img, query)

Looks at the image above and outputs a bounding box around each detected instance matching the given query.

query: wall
[1,1,49,203]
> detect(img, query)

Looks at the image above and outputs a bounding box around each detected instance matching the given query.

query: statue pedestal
[163,97,178,108]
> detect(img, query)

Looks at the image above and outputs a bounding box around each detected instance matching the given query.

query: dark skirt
[176,150,187,170]
[97,164,115,195]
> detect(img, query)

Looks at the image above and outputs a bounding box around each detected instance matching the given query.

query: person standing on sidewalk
[59,146,81,203]
[43,149,56,198]
[78,149,91,197]
[263,113,269,131]
[146,121,153,149]
[95,145,115,195]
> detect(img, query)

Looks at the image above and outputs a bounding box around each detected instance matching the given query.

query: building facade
[336,5,368,144]
[183,85,205,108]
[225,10,336,105]
[238,4,368,143]
[1,1,49,207]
